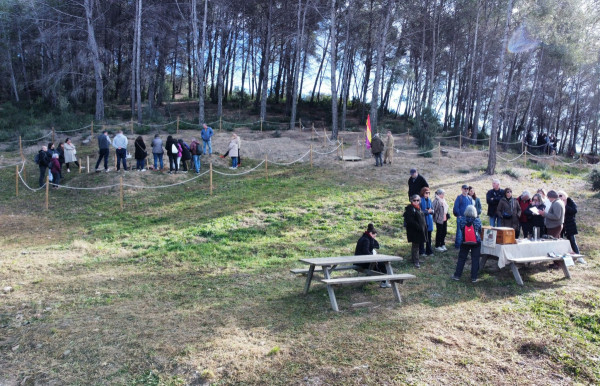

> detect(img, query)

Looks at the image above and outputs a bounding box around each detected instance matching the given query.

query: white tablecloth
[481,239,572,268]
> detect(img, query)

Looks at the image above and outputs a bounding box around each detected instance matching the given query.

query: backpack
[34,153,40,165]
[463,223,478,245]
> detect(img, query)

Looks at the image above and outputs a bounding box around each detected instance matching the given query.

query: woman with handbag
[134,136,147,171]
[64,138,82,172]
[496,188,521,233]
[165,135,178,174]
[432,188,449,252]
[403,194,428,268]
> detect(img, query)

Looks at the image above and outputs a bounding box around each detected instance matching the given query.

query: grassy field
[1,149,599,384]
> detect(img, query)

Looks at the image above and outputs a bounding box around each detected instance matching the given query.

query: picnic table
[295,255,415,311]
[480,239,577,285]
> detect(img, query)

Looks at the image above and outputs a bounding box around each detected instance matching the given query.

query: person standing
[486,179,504,227]
[496,188,521,233]
[451,205,482,283]
[134,136,147,171]
[536,188,551,209]
[112,130,128,172]
[517,191,532,238]
[432,188,449,252]
[57,142,65,176]
[37,145,50,187]
[95,130,111,172]
[453,185,473,248]
[151,134,164,171]
[165,135,178,174]
[178,139,191,172]
[468,186,482,217]
[403,194,428,268]
[419,187,434,257]
[558,191,584,262]
[63,138,81,172]
[227,134,239,169]
[49,153,61,188]
[383,131,394,165]
[190,138,202,173]
[539,190,565,239]
[525,193,546,237]
[354,224,389,288]
[407,168,429,198]
[201,123,214,155]
[370,133,384,167]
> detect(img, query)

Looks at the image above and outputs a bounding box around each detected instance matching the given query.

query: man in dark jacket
[486,179,504,227]
[37,146,50,187]
[370,133,384,167]
[408,168,429,198]
[354,224,389,288]
[95,130,111,172]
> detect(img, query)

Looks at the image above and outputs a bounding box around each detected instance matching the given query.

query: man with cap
[453,184,474,248]
[539,190,565,239]
[408,168,429,198]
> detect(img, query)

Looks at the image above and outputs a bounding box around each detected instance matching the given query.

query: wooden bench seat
[321,274,416,285]
[290,265,360,275]
[506,256,572,285]
[507,256,559,264]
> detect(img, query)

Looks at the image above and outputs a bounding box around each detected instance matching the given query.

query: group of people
[525,130,558,155]
[356,169,584,287]
[35,138,83,187]
[369,131,395,167]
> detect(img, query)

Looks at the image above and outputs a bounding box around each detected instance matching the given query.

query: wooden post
[438,142,441,167]
[299,118,302,131]
[311,123,315,141]
[524,146,527,167]
[459,133,462,149]
[265,154,269,181]
[114,154,117,169]
[120,176,123,211]
[87,156,90,174]
[356,136,359,158]
[341,137,344,162]
[91,120,94,137]
[176,116,180,134]
[209,162,213,195]
[19,136,23,160]
[260,119,263,132]
[219,116,222,131]
[362,132,365,159]
[45,175,49,210]
[553,154,556,169]
[310,144,313,167]
[52,127,55,144]
[323,128,326,146]
[130,118,134,135]
[15,165,19,197]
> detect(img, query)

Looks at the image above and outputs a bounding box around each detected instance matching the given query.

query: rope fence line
[213,160,265,176]
[269,150,311,166]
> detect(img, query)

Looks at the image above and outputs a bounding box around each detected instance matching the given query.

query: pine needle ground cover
[1,163,599,385]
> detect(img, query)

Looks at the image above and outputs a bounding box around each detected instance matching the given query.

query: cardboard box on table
[481,226,516,245]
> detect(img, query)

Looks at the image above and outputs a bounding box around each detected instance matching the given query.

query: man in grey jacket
[95,130,111,172]
[112,130,129,171]
[151,134,164,170]
[540,190,565,238]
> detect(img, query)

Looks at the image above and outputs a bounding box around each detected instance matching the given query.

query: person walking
[451,205,482,283]
[134,136,147,171]
[63,138,82,172]
[151,134,164,171]
[486,179,504,227]
[539,190,564,239]
[419,187,434,257]
[165,135,178,174]
[403,194,428,268]
[407,168,429,198]
[112,130,128,172]
[370,133,384,167]
[190,138,202,173]
[383,131,394,165]
[95,130,111,172]
[432,188,449,252]
[201,123,214,155]
[496,188,521,234]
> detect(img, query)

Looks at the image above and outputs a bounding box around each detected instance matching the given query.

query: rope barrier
[20,132,53,143]
[395,145,441,155]
[54,125,92,134]
[269,150,311,166]
[497,152,525,162]
[213,160,265,176]
[0,161,24,169]
[123,170,210,189]
[313,142,342,155]
[442,148,488,154]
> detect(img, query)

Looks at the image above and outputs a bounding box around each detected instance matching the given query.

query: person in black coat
[408,168,429,198]
[134,136,147,171]
[165,135,178,173]
[525,194,546,237]
[559,191,580,256]
[404,194,428,268]
[178,139,191,172]
[354,223,389,288]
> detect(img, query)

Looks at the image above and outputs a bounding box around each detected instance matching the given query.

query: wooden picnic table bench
[296,255,415,311]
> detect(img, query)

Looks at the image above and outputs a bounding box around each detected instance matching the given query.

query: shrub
[413,107,441,157]
[502,168,520,179]
[590,169,600,191]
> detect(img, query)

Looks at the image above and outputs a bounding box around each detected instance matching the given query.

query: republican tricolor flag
[365,114,372,149]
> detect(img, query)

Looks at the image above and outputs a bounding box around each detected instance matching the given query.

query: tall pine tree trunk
[84,0,105,121]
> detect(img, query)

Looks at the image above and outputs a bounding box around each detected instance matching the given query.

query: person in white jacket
[227,134,239,169]
[63,138,82,172]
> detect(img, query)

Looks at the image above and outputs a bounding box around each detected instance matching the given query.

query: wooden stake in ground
[87,156,90,174]
[356,136,359,158]
[114,154,117,169]
[209,162,213,195]
[459,133,462,149]
[311,123,314,142]
[45,175,49,210]
[323,128,326,146]
[260,119,263,132]
[310,144,313,167]
[219,116,222,131]
[91,120,94,137]
[265,154,269,181]
[120,176,124,211]
[438,142,442,167]
[19,136,23,160]
[341,137,344,163]
[176,116,180,134]
[15,165,18,197]
[130,118,134,135]
[52,127,55,144]
[79,158,82,173]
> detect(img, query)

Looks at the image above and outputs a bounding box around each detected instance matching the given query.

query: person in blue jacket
[452,205,482,283]
[453,184,474,248]
[419,187,434,256]
[201,123,214,155]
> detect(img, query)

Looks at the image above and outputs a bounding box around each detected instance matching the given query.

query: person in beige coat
[384,131,394,165]
[63,138,82,172]
[496,188,521,233]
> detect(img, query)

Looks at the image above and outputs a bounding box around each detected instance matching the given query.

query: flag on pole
[365,114,372,149]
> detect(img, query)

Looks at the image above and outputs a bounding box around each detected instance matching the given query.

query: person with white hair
[452,205,482,283]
